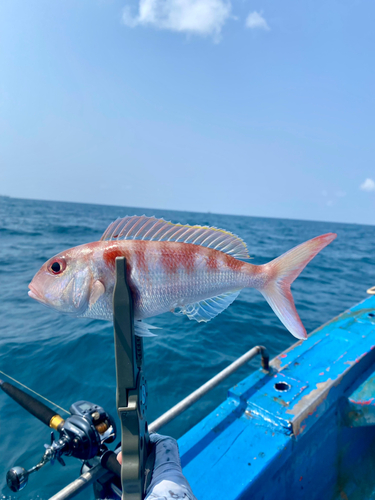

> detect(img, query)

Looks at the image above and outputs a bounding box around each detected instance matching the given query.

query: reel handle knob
[6,466,29,492]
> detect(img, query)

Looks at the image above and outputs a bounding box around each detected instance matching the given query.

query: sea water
[1,196,374,499]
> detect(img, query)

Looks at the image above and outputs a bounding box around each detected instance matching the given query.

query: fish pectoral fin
[173,290,242,322]
[89,280,106,307]
[134,321,160,338]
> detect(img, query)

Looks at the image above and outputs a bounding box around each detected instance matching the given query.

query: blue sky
[0,0,374,224]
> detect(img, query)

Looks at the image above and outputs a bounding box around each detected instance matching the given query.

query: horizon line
[1,194,374,228]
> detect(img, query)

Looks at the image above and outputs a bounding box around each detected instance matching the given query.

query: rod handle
[0,380,64,430]
[101,450,121,477]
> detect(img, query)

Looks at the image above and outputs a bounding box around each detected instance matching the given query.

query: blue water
[1,196,374,499]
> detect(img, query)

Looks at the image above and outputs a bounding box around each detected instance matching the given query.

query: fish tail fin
[258,233,337,340]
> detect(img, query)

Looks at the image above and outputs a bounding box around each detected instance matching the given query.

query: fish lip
[28,284,46,303]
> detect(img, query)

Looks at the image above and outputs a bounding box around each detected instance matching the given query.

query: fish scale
[120,242,244,319]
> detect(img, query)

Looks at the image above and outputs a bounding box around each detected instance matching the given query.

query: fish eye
[49,258,66,275]
[51,262,61,273]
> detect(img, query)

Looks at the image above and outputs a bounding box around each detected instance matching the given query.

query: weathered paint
[179,295,375,500]
[345,367,375,427]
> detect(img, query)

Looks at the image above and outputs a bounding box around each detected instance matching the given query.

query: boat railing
[48,343,269,500]
[149,344,269,433]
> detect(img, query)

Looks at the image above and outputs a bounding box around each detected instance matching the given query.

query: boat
[2,262,375,499]
[179,290,375,500]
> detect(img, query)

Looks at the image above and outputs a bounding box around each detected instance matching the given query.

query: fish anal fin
[134,321,160,337]
[173,290,242,322]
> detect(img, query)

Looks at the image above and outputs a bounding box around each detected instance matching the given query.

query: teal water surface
[1,197,374,499]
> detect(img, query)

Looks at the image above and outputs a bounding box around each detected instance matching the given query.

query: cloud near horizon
[122,0,232,39]
[360,178,375,192]
[245,11,270,31]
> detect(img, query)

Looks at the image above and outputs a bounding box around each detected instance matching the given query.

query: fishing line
[0,369,70,415]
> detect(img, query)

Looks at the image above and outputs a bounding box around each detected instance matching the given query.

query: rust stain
[273,396,289,407]
[350,398,374,406]
[271,357,282,370]
[334,351,348,363]
[286,380,332,417]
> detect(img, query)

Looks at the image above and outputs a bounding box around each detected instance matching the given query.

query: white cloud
[360,178,375,192]
[122,0,232,39]
[245,11,270,31]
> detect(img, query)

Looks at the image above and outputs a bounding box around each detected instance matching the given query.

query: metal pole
[47,345,268,500]
[149,345,268,433]
[48,464,107,500]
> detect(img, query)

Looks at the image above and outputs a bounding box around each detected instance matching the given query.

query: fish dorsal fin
[172,290,242,322]
[100,215,250,259]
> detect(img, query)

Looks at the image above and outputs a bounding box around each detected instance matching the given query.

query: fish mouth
[28,284,47,304]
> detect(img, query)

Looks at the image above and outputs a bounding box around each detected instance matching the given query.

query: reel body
[2,393,116,493]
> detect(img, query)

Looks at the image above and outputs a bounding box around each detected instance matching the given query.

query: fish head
[28,246,94,315]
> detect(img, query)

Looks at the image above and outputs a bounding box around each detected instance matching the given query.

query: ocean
[1,196,374,499]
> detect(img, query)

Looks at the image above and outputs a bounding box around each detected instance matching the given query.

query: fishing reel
[3,389,117,493]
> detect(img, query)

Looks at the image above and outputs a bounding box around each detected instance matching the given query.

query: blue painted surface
[346,365,375,427]
[179,295,375,500]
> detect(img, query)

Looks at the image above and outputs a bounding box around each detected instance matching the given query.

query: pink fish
[28,216,336,340]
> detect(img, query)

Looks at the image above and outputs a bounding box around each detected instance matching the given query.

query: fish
[28,215,336,340]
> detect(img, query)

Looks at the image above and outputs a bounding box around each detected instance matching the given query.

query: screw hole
[274,382,291,392]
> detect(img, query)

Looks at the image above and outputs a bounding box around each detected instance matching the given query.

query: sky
[0,0,374,225]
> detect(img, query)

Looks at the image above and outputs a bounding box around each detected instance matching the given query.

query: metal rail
[48,345,269,500]
[149,345,269,433]
[49,463,107,500]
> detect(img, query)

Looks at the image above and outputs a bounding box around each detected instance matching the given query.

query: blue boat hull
[179,296,375,499]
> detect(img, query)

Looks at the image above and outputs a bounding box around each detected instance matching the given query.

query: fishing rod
[1,256,153,499]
